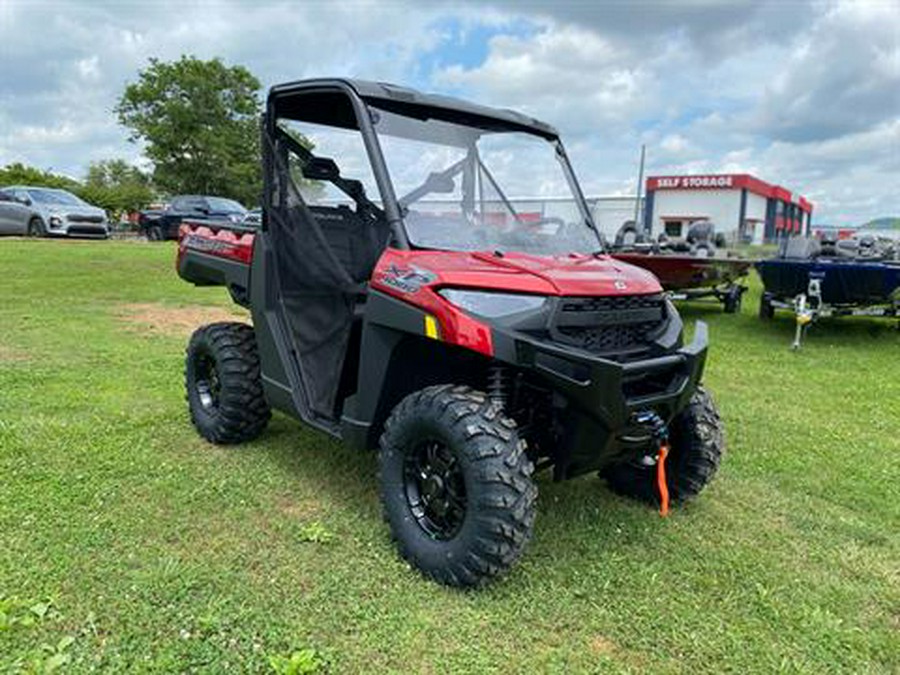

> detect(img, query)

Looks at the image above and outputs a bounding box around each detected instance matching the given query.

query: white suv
[0,186,109,238]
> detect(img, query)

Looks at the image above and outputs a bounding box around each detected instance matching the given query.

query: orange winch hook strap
[656,442,671,517]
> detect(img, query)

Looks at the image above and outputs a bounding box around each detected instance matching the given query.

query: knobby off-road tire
[185,322,270,444]
[603,386,724,505]
[379,385,537,588]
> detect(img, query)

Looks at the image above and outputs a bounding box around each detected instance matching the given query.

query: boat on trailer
[610,220,753,313]
[756,235,900,348]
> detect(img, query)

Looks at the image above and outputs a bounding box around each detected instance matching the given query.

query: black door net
[263,128,389,419]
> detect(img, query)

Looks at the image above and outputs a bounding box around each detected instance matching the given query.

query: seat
[308,204,387,284]
[835,239,859,258]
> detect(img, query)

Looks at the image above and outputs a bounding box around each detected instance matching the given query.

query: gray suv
[0,186,109,238]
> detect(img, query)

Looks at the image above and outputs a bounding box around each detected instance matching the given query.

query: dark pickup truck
[139,195,248,240]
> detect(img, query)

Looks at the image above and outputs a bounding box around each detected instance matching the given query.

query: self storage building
[642,173,813,244]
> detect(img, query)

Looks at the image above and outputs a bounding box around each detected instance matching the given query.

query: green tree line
[0,160,155,219]
[3,54,291,219]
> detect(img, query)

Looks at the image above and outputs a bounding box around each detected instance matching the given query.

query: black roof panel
[268,78,559,139]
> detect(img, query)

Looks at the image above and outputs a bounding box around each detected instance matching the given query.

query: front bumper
[50,221,109,238]
[495,322,709,479]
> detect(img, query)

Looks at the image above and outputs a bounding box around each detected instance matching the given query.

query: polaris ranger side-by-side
[177,79,725,587]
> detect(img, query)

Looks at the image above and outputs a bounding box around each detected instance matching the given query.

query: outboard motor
[819,232,838,256]
[686,220,715,245]
[686,220,716,257]
[857,234,878,258]
[614,220,641,249]
[656,232,671,252]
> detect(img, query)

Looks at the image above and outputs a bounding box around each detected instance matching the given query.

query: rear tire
[759,293,775,320]
[185,322,270,444]
[379,385,537,588]
[723,287,742,314]
[27,217,45,238]
[602,386,724,505]
[146,225,163,241]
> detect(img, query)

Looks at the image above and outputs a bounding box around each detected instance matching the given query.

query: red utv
[176,79,725,587]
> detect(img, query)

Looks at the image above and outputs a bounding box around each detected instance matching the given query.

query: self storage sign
[650,175,734,190]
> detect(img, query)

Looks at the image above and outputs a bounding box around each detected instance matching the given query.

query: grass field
[1,239,898,673]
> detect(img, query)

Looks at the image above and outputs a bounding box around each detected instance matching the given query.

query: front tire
[146,225,163,241]
[185,322,270,444]
[602,387,724,505]
[27,217,46,237]
[379,385,537,588]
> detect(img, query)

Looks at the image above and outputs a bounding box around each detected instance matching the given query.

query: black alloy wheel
[403,438,467,540]
[192,351,221,413]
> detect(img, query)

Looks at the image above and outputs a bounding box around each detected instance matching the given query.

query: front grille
[67,225,107,237]
[552,294,667,357]
[67,214,104,223]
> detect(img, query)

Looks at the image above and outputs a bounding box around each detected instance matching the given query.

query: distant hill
[861,217,900,230]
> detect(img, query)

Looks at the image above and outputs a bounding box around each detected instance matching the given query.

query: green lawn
[1,239,897,674]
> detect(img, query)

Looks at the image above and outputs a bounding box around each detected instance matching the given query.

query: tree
[116,56,263,206]
[0,163,79,191]
[79,159,155,217]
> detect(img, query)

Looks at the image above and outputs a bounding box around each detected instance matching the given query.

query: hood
[374,249,662,297]
[46,203,106,218]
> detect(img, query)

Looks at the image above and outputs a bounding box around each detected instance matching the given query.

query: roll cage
[263,78,601,250]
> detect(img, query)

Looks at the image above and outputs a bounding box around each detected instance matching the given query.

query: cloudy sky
[1,0,897,225]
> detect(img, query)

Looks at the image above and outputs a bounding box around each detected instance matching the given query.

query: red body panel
[372,249,661,297]
[177,222,256,266]
[611,253,752,291]
[370,249,663,357]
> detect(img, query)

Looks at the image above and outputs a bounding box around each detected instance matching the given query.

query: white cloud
[660,134,690,155]
[438,0,899,223]
[752,0,900,142]
[0,0,897,224]
[436,23,649,134]
[75,56,100,81]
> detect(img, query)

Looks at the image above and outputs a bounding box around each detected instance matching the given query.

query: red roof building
[643,174,813,244]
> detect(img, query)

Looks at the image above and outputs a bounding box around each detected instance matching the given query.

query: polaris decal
[380,264,437,293]
[182,233,236,255]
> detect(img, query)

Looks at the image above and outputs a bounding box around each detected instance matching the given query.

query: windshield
[206,197,246,213]
[371,105,600,254]
[28,189,84,206]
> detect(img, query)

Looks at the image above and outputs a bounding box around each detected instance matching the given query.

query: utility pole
[632,144,645,231]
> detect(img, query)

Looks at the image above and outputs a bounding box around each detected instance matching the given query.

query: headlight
[439,289,547,317]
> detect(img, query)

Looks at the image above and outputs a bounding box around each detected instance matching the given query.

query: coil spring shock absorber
[488,365,510,410]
